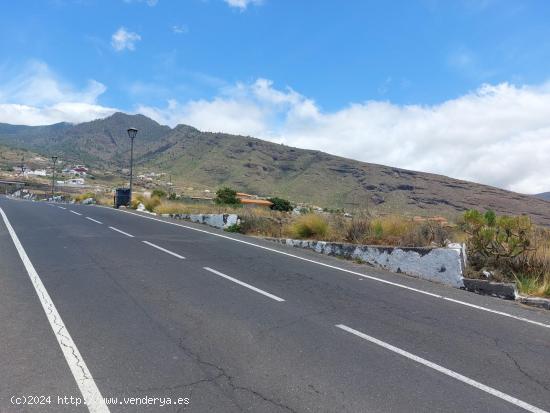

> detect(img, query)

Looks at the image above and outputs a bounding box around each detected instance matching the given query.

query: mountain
[0,113,171,167]
[1,112,550,226]
[535,192,550,201]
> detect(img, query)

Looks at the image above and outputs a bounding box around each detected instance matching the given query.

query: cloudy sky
[1,0,550,194]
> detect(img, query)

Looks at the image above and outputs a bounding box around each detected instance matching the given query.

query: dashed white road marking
[110,208,550,330]
[57,206,66,210]
[0,207,110,413]
[86,217,103,224]
[70,210,82,216]
[142,241,185,259]
[108,226,134,238]
[203,267,285,302]
[336,324,548,413]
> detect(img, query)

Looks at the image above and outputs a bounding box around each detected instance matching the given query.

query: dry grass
[73,192,96,202]
[290,214,329,239]
[513,227,550,297]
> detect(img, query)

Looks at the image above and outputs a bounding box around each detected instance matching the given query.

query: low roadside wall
[167,213,239,229]
[266,238,465,288]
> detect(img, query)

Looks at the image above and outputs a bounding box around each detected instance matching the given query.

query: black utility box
[114,188,131,208]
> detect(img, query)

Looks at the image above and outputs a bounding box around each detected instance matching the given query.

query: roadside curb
[517,296,550,310]
[462,278,516,300]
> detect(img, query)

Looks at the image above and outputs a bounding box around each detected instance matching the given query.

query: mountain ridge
[1,112,549,225]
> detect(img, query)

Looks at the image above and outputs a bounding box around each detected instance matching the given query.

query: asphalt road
[1,196,549,413]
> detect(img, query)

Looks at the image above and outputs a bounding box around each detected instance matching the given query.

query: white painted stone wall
[169,213,239,229]
[268,238,465,288]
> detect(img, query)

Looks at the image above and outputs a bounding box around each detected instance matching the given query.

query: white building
[25,169,47,177]
[65,178,85,186]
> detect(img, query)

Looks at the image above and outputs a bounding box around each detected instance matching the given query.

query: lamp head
[127,128,138,139]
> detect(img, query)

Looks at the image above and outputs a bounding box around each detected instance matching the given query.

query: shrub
[463,209,533,270]
[268,197,293,212]
[372,221,384,240]
[143,196,161,212]
[151,188,167,198]
[73,192,95,203]
[345,218,370,243]
[463,209,550,297]
[291,214,329,239]
[225,223,242,233]
[215,187,240,205]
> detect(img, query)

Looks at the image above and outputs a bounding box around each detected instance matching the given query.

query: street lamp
[127,128,138,203]
[51,156,58,199]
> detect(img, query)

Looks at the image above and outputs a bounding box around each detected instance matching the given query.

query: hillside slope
[535,192,550,201]
[1,112,549,225]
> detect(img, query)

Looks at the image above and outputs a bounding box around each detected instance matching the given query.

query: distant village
[10,164,90,187]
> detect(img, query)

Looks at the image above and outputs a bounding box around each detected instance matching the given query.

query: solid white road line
[0,207,110,413]
[142,241,185,259]
[110,208,550,330]
[336,324,548,413]
[57,206,66,210]
[108,226,134,238]
[203,267,285,302]
[70,210,82,216]
[86,217,103,224]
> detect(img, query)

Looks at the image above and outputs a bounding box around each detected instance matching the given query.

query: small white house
[65,178,85,186]
[25,169,48,177]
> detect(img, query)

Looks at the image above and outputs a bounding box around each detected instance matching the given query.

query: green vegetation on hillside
[2,112,550,226]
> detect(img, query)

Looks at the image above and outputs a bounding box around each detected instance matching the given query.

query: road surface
[1,196,549,412]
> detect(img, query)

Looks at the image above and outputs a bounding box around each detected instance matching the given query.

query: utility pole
[127,128,138,204]
[51,156,58,199]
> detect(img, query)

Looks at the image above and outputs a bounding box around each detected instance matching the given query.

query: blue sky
[1,0,550,193]
[3,0,550,109]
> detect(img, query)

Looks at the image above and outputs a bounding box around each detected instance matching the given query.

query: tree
[268,197,293,212]
[215,187,240,205]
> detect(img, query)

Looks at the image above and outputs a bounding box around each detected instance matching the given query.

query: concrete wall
[168,213,239,230]
[267,238,465,288]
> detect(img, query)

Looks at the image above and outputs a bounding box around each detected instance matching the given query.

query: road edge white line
[108,208,550,330]
[336,324,548,413]
[204,267,285,302]
[86,217,103,224]
[108,226,134,238]
[142,241,185,259]
[0,207,110,413]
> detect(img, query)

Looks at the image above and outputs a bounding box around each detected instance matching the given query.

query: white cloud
[172,25,189,34]
[138,79,550,194]
[0,61,117,125]
[3,61,550,194]
[224,0,263,10]
[111,27,141,51]
[123,0,158,6]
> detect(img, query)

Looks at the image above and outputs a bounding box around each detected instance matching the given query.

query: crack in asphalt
[177,337,298,413]
[32,265,91,382]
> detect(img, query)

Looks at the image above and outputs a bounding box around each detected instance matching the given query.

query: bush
[291,214,329,239]
[151,188,167,198]
[143,196,161,212]
[215,187,240,205]
[462,209,550,297]
[73,192,95,203]
[268,197,293,212]
[345,218,370,243]
[463,209,533,270]
[224,223,242,233]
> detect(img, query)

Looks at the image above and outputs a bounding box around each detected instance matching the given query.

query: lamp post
[127,128,138,203]
[51,156,58,199]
